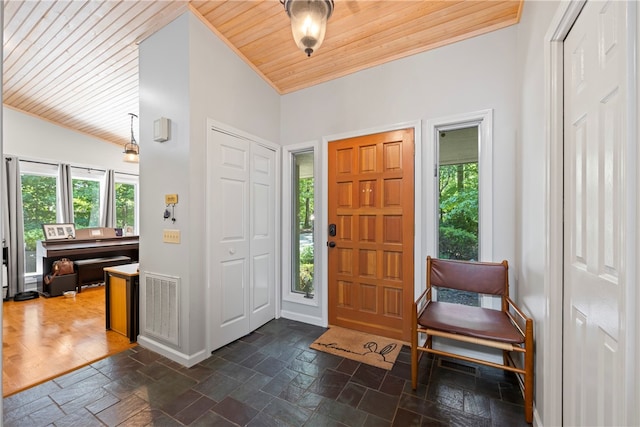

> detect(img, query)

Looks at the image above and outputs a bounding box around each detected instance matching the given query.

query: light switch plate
[163,229,180,244]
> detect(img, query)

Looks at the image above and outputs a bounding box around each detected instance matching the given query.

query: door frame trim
[424,109,493,260]
[281,140,321,308]
[320,120,422,328]
[544,2,586,425]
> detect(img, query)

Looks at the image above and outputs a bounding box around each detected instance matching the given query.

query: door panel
[221,260,247,325]
[209,133,251,348]
[328,129,414,341]
[563,1,631,424]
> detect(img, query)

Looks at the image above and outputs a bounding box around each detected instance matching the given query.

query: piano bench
[74,256,132,292]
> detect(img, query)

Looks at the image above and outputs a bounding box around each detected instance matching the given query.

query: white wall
[2,107,138,174]
[137,11,279,365]
[189,17,281,145]
[138,13,193,361]
[280,28,519,326]
[515,1,562,426]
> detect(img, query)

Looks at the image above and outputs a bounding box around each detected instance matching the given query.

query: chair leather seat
[418,301,524,344]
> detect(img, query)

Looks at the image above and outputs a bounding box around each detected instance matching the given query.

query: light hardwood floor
[2,285,136,397]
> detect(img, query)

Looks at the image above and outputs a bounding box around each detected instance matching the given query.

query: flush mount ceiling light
[282,0,334,57]
[123,113,139,163]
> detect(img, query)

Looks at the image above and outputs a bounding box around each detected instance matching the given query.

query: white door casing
[563,1,636,425]
[207,126,276,351]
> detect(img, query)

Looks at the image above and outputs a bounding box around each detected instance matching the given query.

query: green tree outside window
[73,178,101,228]
[21,174,57,272]
[115,182,136,229]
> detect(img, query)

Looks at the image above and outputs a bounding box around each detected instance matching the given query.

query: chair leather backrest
[428,257,507,296]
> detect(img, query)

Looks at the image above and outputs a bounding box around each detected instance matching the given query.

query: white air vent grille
[144,273,179,345]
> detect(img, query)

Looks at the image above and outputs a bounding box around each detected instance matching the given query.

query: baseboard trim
[280,310,325,327]
[137,335,208,368]
[533,406,542,427]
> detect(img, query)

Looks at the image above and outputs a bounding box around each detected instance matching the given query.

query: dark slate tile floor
[3,319,531,426]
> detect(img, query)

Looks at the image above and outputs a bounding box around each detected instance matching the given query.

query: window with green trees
[292,151,315,297]
[21,172,57,273]
[115,181,136,230]
[72,177,101,228]
[437,127,480,306]
[19,162,139,276]
[439,163,478,261]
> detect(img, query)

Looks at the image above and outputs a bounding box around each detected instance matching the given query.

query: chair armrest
[414,286,433,319]
[505,296,533,338]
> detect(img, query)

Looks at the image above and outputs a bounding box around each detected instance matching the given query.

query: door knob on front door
[327,241,336,248]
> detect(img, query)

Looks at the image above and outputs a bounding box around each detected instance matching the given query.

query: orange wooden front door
[328,128,414,341]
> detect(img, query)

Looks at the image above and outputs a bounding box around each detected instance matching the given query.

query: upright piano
[36,231,138,293]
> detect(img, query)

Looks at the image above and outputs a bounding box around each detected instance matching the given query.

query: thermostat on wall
[154,117,170,142]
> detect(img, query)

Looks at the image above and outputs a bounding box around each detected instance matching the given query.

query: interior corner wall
[138,13,194,362]
[515,1,562,425]
[137,11,279,365]
[188,13,280,145]
[279,27,519,325]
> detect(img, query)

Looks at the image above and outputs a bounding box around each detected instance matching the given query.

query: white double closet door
[563,1,636,425]
[207,126,276,352]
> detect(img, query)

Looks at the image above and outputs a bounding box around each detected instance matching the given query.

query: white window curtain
[57,163,74,224]
[101,169,115,227]
[2,156,26,298]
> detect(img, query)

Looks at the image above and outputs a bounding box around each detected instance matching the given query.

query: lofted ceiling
[2,1,522,148]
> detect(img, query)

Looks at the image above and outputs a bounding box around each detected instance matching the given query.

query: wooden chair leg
[524,325,534,423]
[524,372,533,423]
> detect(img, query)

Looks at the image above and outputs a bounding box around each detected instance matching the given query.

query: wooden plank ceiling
[3,1,522,147]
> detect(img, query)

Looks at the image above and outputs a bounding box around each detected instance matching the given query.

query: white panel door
[208,132,251,350]
[207,129,276,351]
[563,1,634,425]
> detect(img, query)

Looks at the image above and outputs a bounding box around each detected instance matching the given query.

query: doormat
[310,326,402,370]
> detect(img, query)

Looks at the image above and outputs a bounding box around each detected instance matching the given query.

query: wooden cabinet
[104,263,139,343]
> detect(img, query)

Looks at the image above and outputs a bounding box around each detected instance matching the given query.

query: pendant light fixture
[123,113,139,163]
[282,0,334,57]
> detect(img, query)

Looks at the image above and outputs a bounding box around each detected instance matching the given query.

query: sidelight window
[291,151,315,297]
[437,126,480,306]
